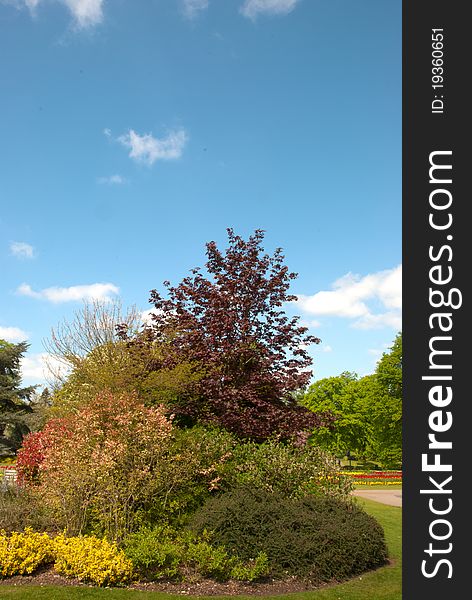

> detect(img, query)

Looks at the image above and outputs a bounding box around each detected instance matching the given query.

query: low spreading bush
[190,486,388,583]
[0,528,54,578]
[122,525,268,582]
[122,525,185,580]
[53,534,133,586]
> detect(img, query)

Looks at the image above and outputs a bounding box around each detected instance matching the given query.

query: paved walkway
[352,489,402,507]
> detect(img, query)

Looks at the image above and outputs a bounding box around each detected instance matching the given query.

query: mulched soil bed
[0,568,340,596]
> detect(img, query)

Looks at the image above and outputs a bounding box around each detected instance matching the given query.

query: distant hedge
[190,486,388,583]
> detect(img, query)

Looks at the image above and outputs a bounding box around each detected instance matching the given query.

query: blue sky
[0,0,401,388]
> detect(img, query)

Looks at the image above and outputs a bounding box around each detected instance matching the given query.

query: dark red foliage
[120,229,334,441]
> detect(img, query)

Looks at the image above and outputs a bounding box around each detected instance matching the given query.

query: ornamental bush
[190,487,388,582]
[218,439,352,501]
[141,428,351,527]
[144,426,237,525]
[0,528,54,578]
[32,391,173,540]
[53,534,133,586]
[122,525,269,582]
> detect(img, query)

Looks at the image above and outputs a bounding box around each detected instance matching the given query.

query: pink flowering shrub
[32,391,173,540]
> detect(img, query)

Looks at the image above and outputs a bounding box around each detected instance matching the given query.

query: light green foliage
[229,552,269,582]
[220,438,353,500]
[122,525,269,582]
[146,426,237,523]
[303,333,402,468]
[50,339,204,420]
[50,341,154,416]
[184,539,231,580]
[303,371,367,457]
[122,525,185,579]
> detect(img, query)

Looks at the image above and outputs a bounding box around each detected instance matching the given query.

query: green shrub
[122,525,185,580]
[146,428,351,528]
[229,552,269,582]
[122,525,268,582]
[219,439,352,501]
[146,426,236,524]
[184,539,233,581]
[190,486,388,583]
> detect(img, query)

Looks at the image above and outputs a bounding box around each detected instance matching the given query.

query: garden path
[352,489,402,507]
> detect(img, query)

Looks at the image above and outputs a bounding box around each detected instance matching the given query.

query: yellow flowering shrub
[53,534,133,586]
[0,528,54,578]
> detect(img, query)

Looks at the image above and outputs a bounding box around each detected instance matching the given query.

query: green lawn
[0,498,401,600]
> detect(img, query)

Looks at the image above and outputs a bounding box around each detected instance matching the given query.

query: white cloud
[294,265,402,330]
[21,352,70,383]
[240,0,299,20]
[8,0,104,28]
[299,318,321,329]
[141,309,155,325]
[312,343,332,354]
[97,174,127,185]
[20,352,49,381]
[117,128,188,166]
[141,308,165,325]
[10,241,35,259]
[368,343,391,358]
[0,326,29,342]
[17,282,119,303]
[353,311,402,330]
[182,0,209,19]
[63,0,104,28]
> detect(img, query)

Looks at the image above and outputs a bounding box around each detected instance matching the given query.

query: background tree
[44,299,142,386]
[44,299,160,415]
[303,333,402,468]
[360,333,402,466]
[0,339,35,457]
[123,229,332,441]
[23,387,54,432]
[302,372,368,458]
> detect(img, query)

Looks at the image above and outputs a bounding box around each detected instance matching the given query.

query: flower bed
[340,471,402,486]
